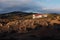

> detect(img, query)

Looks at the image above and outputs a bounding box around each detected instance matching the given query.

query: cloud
[0,0,59,13]
[42,7,60,12]
[46,0,51,2]
[0,0,32,8]
[0,0,45,13]
[0,0,30,3]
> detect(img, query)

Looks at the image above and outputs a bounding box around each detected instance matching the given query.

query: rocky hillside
[0,12,60,33]
[0,11,60,40]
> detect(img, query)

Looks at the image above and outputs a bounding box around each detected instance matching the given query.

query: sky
[0,0,60,13]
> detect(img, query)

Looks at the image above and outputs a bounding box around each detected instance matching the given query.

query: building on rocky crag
[33,14,48,19]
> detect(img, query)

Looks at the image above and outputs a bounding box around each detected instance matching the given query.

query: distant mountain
[0,11,35,20]
[0,11,59,20]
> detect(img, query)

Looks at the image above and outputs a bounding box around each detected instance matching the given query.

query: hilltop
[0,11,60,32]
[0,11,33,19]
[0,11,60,40]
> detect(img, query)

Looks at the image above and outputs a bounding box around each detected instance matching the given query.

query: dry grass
[0,15,60,33]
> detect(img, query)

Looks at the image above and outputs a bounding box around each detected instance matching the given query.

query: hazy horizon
[0,0,60,13]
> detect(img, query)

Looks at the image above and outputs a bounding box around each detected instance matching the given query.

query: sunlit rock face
[0,17,60,33]
[0,19,48,33]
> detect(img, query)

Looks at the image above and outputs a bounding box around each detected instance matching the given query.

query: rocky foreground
[0,18,60,40]
[0,11,60,40]
[0,18,58,33]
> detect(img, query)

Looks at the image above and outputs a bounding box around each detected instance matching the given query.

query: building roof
[34,14,42,16]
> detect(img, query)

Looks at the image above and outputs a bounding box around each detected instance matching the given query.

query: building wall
[33,14,48,19]
[33,15,35,19]
[43,15,48,17]
[33,14,43,19]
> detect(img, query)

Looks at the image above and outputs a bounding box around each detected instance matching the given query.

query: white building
[43,14,48,17]
[33,14,48,19]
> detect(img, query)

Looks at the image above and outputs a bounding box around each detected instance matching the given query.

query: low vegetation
[0,12,60,33]
[0,12,60,40]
